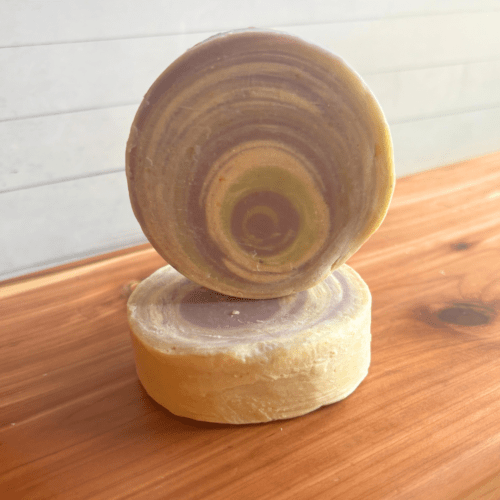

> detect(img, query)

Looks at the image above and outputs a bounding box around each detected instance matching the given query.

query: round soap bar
[126,29,394,299]
[127,264,371,424]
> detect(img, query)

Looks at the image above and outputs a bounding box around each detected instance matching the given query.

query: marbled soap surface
[127,263,369,355]
[126,30,394,298]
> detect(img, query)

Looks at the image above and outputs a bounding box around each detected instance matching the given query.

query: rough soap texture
[126,29,394,299]
[127,264,371,424]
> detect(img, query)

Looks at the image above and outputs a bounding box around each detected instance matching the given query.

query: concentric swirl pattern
[126,29,394,298]
[127,264,368,355]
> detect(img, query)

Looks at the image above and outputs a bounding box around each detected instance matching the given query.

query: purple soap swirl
[126,264,368,356]
[126,29,394,298]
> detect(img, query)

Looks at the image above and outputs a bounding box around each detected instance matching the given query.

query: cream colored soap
[127,264,371,424]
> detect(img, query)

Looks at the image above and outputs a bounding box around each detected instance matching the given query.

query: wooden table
[1,152,500,500]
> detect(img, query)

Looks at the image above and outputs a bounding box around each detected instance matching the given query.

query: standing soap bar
[126,29,394,299]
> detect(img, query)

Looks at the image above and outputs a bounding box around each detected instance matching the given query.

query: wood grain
[1,151,500,499]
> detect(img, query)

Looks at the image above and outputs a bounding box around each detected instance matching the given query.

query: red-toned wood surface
[1,152,500,500]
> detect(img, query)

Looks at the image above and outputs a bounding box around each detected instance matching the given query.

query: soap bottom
[127,264,371,424]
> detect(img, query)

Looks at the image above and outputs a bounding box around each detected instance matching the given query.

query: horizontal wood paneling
[2,58,500,192]
[391,106,500,177]
[2,0,498,47]
[0,173,146,280]
[365,59,500,123]
[1,4,499,279]
[0,106,137,192]
[291,12,500,72]
[1,107,499,279]
[2,12,500,121]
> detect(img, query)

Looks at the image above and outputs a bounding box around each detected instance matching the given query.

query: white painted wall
[1,1,499,280]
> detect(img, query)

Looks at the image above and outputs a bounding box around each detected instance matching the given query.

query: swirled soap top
[126,30,394,299]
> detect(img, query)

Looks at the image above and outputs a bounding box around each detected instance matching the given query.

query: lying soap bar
[126,29,394,299]
[127,263,371,424]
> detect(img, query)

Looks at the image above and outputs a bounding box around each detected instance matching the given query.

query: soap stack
[126,30,394,424]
